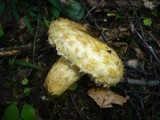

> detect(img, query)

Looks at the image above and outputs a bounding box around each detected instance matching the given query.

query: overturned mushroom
[44,18,124,95]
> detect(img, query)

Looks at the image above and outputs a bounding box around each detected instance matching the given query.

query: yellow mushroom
[44,57,83,95]
[44,18,124,95]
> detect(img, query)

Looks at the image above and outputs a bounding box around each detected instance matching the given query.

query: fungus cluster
[44,18,124,95]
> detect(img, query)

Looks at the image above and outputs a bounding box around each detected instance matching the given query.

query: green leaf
[49,0,63,12]
[0,23,4,37]
[9,0,19,20]
[23,15,34,35]
[0,0,5,17]
[50,7,60,18]
[11,59,44,71]
[66,1,85,20]
[21,78,29,85]
[69,82,78,91]
[23,87,31,96]
[8,58,15,68]
[151,10,158,17]
[143,18,152,26]
[43,17,51,28]
[1,102,20,120]
[49,0,85,20]
[21,104,37,120]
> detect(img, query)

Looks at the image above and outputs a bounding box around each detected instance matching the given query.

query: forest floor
[0,0,160,120]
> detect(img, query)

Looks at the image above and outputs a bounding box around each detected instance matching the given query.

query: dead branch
[132,24,160,63]
[121,78,160,86]
[0,43,43,57]
[69,93,85,120]
[0,44,32,57]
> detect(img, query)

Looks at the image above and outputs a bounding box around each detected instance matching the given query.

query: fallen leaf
[87,88,129,108]
[18,18,26,29]
[134,47,144,59]
[126,59,139,68]
[143,0,155,9]
[126,59,144,70]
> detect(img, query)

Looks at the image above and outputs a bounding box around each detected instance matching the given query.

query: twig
[0,44,33,57]
[146,31,160,48]
[131,23,159,63]
[32,0,41,62]
[83,0,104,20]
[121,78,160,86]
[80,0,110,44]
[69,93,84,120]
[121,87,142,120]
[125,66,153,75]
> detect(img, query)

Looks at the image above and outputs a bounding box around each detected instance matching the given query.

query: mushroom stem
[44,57,83,95]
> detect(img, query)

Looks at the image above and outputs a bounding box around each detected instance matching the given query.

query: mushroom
[45,57,83,95]
[44,18,124,95]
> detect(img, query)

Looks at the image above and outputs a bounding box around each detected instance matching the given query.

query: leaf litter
[87,87,129,108]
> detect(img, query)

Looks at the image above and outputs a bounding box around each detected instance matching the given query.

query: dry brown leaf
[134,47,145,60]
[126,59,139,68]
[143,0,155,9]
[87,88,129,108]
[126,58,144,70]
[18,18,26,29]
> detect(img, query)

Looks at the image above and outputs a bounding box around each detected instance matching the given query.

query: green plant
[50,7,60,19]
[0,0,5,37]
[21,78,29,85]
[1,102,37,120]
[9,0,20,20]
[43,17,51,28]
[143,18,152,26]
[21,104,37,120]
[21,78,31,96]
[23,87,31,96]
[69,82,78,91]
[0,0,5,17]
[9,58,44,71]
[23,15,34,35]
[1,102,19,120]
[49,0,85,20]
[65,1,85,20]
[0,23,4,37]
[6,0,39,35]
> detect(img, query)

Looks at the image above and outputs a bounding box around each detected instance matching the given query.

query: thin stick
[32,0,41,62]
[121,78,160,86]
[80,0,110,44]
[69,93,85,120]
[0,44,33,57]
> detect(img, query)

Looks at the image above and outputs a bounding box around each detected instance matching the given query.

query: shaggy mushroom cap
[48,18,124,87]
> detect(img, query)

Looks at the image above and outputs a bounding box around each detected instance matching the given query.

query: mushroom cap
[48,18,124,87]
